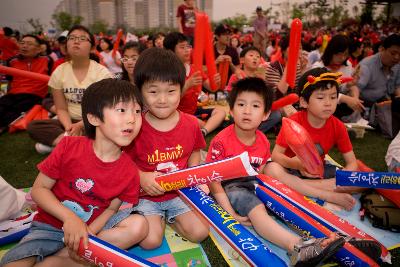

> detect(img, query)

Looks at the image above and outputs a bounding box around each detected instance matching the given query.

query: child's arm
[187,149,201,167]
[182,71,202,95]
[271,144,303,170]
[209,182,251,226]
[31,172,90,252]
[53,88,83,136]
[88,198,122,235]
[342,150,358,171]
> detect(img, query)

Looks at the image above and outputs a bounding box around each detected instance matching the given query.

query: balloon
[192,12,206,92]
[286,19,302,88]
[9,105,48,133]
[271,93,299,111]
[203,13,218,91]
[281,117,324,177]
[112,29,123,57]
[218,60,229,90]
[0,65,49,83]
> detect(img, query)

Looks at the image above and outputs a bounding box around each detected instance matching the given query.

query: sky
[0,0,358,32]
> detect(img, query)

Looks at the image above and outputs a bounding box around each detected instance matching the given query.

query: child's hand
[213,73,221,88]
[140,171,165,196]
[197,184,210,194]
[63,216,90,254]
[295,157,321,178]
[67,122,83,136]
[186,71,202,89]
[232,213,251,226]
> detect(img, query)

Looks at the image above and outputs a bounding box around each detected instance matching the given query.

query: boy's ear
[229,109,234,119]
[87,113,101,126]
[239,57,244,65]
[262,111,271,121]
[299,97,308,109]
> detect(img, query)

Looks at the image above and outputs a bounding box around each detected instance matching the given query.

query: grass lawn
[0,129,398,266]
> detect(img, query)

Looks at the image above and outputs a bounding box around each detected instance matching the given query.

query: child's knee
[184,222,209,243]
[121,214,149,240]
[139,234,164,250]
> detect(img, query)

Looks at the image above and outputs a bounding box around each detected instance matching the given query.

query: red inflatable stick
[271,93,299,111]
[286,19,302,88]
[218,60,229,90]
[192,12,206,93]
[0,65,49,83]
[78,235,157,267]
[8,105,48,133]
[203,14,218,91]
[141,152,257,195]
[112,29,123,57]
[357,160,400,208]
[282,117,324,177]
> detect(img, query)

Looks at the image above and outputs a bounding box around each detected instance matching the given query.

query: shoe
[35,143,53,154]
[290,235,345,267]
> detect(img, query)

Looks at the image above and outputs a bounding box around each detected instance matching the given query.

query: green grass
[0,129,398,266]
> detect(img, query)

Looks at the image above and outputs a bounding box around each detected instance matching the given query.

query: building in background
[54,0,213,30]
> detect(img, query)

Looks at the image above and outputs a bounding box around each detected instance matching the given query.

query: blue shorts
[225,183,263,217]
[0,208,134,265]
[132,197,191,224]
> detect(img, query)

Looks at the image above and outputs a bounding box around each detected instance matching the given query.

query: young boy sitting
[163,32,226,137]
[125,48,209,250]
[265,67,358,210]
[1,78,148,267]
[207,77,345,266]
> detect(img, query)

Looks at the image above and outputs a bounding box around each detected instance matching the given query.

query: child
[99,37,123,75]
[125,47,209,250]
[120,41,144,84]
[265,67,358,210]
[226,46,281,134]
[1,78,148,267]
[163,32,225,137]
[207,77,345,266]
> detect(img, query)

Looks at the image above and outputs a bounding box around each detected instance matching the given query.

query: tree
[220,14,249,31]
[26,18,44,34]
[291,4,305,20]
[313,0,330,24]
[90,20,109,35]
[52,12,83,31]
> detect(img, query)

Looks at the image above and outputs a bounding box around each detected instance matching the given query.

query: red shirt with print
[206,124,271,172]
[125,111,206,202]
[276,110,353,159]
[35,136,140,229]
[176,4,196,37]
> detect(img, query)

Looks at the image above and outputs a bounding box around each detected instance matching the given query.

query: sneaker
[35,143,53,154]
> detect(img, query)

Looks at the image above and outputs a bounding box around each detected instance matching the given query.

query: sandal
[290,236,345,267]
[338,233,381,262]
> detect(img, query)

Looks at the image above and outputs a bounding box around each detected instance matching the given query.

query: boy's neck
[243,68,257,77]
[92,137,122,163]
[216,42,226,51]
[145,110,180,132]
[233,124,257,146]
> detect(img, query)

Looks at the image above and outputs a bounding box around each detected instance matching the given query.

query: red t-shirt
[178,64,207,115]
[7,55,52,98]
[125,111,206,202]
[176,4,196,37]
[206,125,271,172]
[276,110,353,158]
[35,136,140,229]
[0,36,18,61]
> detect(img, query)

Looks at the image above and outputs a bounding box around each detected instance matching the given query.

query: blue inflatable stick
[336,170,400,189]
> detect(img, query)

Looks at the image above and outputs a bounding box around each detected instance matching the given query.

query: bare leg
[264,162,356,210]
[3,257,36,267]
[172,211,209,243]
[201,107,226,135]
[139,215,165,250]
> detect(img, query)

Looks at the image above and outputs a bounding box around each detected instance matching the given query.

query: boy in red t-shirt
[207,77,345,266]
[266,67,358,211]
[124,48,209,250]
[176,0,196,43]
[164,32,225,137]
[1,79,148,267]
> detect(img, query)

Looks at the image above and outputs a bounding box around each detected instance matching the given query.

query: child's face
[99,39,110,51]
[97,101,142,147]
[67,29,92,58]
[301,86,338,121]
[242,50,261,71]
[174,41,191,63]
[230,91,269,132]
[141,81,181,120]
[122,48,139,75]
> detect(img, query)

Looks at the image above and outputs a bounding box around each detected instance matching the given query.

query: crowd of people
[0,1,399,266]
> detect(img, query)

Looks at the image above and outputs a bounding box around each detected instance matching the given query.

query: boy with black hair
[125,47,209,250]
[1,78,148,267]
[163,31,225,137]
[207,77,345,266]
[266,67,358,211]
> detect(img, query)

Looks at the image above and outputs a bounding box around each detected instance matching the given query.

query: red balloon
[0,65,49,83]
[286,19,302,88]
[192,12,206,92]
[203,13,218,91]
[112,29,123,57]
[282,117,324,177]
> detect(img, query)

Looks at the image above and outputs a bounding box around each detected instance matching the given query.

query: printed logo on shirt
[75,178,94,193]
[147,144,184,164]
[250,156,263,171]
[210,141,224,161]
[62,200,98,222]
[64,87,84,104]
